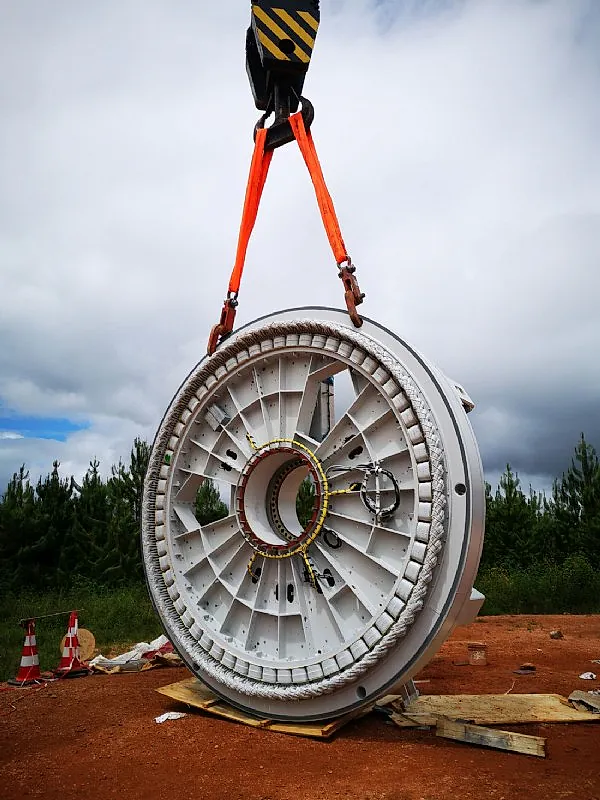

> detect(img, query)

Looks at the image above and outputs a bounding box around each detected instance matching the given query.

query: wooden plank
[156,677,369,738]
[375,694,401,708]
[389,711,437,729]
[436,718,546,758]
[156,678,220,710]
[404,693,600,725]
[568,691,600,713]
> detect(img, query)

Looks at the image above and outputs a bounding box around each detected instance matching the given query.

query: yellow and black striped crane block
[246,1,320,112]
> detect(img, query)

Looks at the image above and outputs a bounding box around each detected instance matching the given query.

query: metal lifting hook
[255,95,315,152]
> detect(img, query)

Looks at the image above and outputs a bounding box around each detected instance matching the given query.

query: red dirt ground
[1,615,599,800]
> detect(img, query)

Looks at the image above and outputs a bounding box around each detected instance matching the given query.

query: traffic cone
[8,619,42,686]
[55,611,89,678]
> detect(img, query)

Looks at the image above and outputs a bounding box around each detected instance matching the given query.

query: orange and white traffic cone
[55,610,89,678]
[8,619,42,686]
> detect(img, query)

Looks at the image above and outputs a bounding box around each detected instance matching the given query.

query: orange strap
[208,115,360,354]
[288,112,349,266]
[228,127,273,295]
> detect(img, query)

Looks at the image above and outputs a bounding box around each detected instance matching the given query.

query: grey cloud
[1,0,599,494]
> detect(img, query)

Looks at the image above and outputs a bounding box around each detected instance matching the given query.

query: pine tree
[0,466,40,593]
[482,465,538,568]
[25,462,74,590]
[549,434,600,566]
[195,479,228,526]
[62,459,110,586]
[296,477,316,528]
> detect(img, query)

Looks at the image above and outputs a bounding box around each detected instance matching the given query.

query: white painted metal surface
[142,308,485,720]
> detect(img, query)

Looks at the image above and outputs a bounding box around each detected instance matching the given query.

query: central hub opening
[266,457,311,544]
[235,441,326,558]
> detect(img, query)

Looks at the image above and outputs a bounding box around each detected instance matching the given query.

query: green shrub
[477,554,600,615]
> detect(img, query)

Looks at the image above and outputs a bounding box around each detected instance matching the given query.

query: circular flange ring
[235,438,329,558]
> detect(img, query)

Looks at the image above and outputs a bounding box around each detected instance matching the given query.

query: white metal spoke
[219,599,252,642]
[289,558,317,653]
[252,366,275,441]
[219,541,254,595]
[307,549,371,638]
[173,502,201,533]
[312,541,383,618]
[182,449,238,487]
[221,426,254,461]
[284,355,342,440]
[174,472,205,504]
[316,422,366,467]
[319,513,408,578]
[294,379,320,438]
[205,526,244,563]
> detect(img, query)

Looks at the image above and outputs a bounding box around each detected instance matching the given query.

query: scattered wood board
[157,677,372,739]
[375,694,402,708]
[398,693,600,725]
[436,718,546,758]
[568,690,600,714]
[389,711,437,728]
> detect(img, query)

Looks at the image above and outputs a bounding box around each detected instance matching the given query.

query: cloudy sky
[1,0,599,497]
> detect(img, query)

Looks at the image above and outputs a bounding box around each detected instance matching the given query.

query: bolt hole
[357,686,367,699]
[323,529,341,549]
[278,38,295,55]
[323,568,335,587]
[348,446,363,460]
[225,449,237,460]
[287,584,294,603]
[221,462,232,472]
[455,483,467,496]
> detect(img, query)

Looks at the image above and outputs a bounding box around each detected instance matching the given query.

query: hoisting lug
[339,260,365,328]
[207,295,238,355]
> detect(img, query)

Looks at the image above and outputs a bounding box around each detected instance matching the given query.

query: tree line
[0,433,598,596]
[0,439,150,593]
[482,434,600,571]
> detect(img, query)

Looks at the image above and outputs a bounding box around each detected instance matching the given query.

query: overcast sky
[1,0,599,497]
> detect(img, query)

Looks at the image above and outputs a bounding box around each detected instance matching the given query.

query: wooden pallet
[435,718,546,758]
[156,677,372,739]
[377,692,599,758]
[393,693,600,726]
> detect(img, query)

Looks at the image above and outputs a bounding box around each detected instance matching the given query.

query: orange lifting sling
[207,112,364,355]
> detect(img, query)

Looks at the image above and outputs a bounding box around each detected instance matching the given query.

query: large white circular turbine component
[142,308,485,720]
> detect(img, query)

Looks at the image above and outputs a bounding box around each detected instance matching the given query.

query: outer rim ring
[143,318,446,702]
[141,308,485,720]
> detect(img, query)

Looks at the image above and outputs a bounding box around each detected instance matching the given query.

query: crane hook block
[246,1,320,113]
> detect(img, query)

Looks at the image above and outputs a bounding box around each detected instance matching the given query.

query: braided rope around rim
[142,319,447,701]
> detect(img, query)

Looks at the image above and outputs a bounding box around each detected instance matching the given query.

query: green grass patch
[477,554,600,615]
[0,582,162,682]
[3,557,598,680]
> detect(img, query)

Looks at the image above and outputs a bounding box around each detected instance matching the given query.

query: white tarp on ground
[89,635,181,672]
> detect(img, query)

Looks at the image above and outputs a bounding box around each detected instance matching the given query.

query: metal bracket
[207,296,238,355]
[339,261,365,327]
